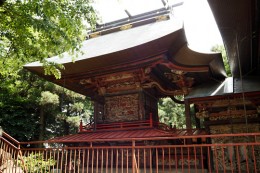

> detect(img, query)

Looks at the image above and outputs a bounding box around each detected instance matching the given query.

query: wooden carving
[211,98,253,108]
[78,65,195,96]
[164,71,194,95]
[79,71,145,95]
[142,81,187,96]
[104,94,140,122]
[209,109,258,121]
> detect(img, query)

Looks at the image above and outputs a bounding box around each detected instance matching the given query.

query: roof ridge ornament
[120,24,133,30]
[89,31,101,38]
[155,15,169,22]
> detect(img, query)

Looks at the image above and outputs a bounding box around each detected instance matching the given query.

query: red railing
[0,132,25,173]
[79,114,175,132]
[80,119,153,132]
[1,132,260,173]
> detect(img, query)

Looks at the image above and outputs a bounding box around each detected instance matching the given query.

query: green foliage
[52,86,93,135]
[0,95,38,141]
[0,0,96,142]
[0,71,43,141]
[39,91,59,106]
[39,84,94,139]
[43,61,65,79]
[0,69,93,141]
[19,153,56,173]
[0,0,97,78]
[211,44,232,77]
[158,97,186,128]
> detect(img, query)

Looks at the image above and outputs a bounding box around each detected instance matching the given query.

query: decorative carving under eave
[78,66,195,96]
[106,81,141,93]
[79,70,149,96]
[164,70,194,95]
[142,81,188,96]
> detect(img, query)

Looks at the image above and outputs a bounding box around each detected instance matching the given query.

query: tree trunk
[64,110,70,135]
[38,105,45,147]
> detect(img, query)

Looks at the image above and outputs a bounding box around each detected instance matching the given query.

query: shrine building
[1,0,259,172]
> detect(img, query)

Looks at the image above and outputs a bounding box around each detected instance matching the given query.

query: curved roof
[24,17,226,97]
[25,18,183,70]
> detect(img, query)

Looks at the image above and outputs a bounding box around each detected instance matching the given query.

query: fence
[1,132,260,173]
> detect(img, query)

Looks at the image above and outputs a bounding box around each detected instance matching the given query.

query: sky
[93,0,223,53]
[181,0,223,52]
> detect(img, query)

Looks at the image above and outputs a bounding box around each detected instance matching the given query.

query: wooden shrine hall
[24,12,226,137]
[10,0,259,172]
[24,0,260,150]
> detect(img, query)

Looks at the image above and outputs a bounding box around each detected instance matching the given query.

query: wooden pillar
[184,99,192,129]
[149,113,153,127]
[185,99,192,144]
[94,101,98,131]
[194,105,201,128]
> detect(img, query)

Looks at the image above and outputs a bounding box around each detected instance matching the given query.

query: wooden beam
[204,117,260,126]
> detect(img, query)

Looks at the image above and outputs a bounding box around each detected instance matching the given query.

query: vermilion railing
[0,132,25,173]
[1,132,260,173]
[79,114,174,132]
[80,119,154,132]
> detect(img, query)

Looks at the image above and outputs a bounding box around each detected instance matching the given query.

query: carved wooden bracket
[164,71,194,95]
[79,69,150,95]
[142,81,188,96]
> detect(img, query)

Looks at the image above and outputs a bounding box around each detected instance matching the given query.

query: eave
[24,17,226,98]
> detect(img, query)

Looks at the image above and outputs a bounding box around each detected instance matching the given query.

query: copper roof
[24,17,226,98]
[47,128,205,143]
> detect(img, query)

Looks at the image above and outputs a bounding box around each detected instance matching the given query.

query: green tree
[0,71,44,141]
[211,44,232,77]
[0,0,97,142]
[158,97,186,128]
[48,85,93,137]
[0,0,97,78]
[38,91,59,141]
[0,67,94,142]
